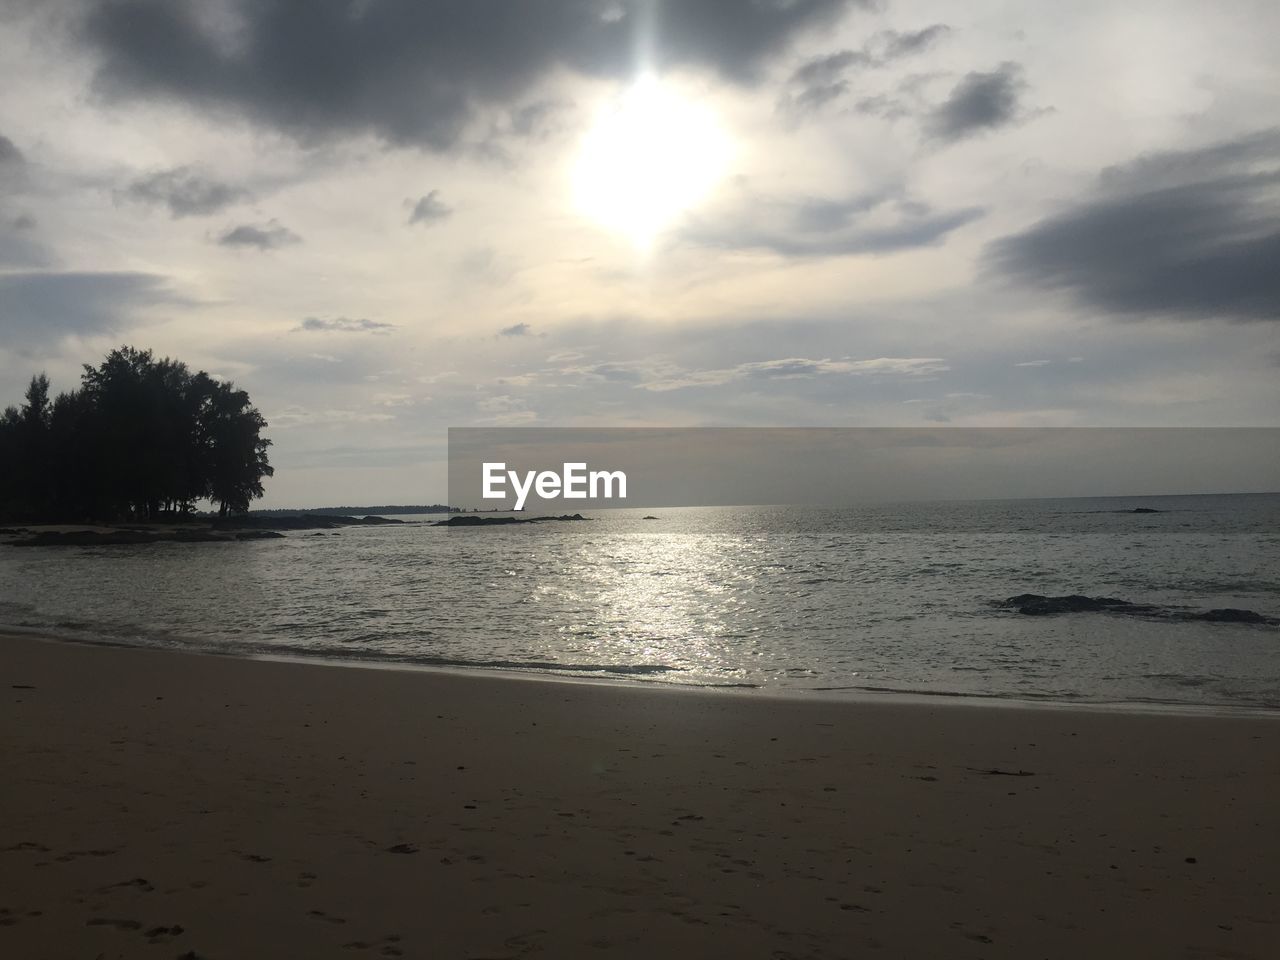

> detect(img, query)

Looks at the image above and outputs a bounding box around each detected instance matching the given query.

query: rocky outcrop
[433,513,590,527]
[997,594,1277,626]
[1187,608,1278,624]
[998,594,1159,616]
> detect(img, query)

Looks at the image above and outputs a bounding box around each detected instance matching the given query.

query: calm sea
[2,494,1278,712]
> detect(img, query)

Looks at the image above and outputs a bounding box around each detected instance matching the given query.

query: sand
[1,632,1277,959]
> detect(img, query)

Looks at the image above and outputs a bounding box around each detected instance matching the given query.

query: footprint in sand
[85,918,142,930]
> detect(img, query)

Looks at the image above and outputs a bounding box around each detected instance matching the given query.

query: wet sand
[1,631,1277,958]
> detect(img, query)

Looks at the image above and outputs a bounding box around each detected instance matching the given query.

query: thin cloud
[684,188,983,258]
[217,219,301,250]
[558,355,949,392]
[122,166,250,218]
[297,317,394,334]
[781,24,950,116]
[407,190,451,226]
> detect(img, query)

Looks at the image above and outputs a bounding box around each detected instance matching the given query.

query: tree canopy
[0,346,273,521]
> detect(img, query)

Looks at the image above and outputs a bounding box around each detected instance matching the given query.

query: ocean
[2,493,1277,712]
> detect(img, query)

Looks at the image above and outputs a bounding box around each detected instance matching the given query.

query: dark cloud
[122,166,250,217]
[0,214,49,267]
[81,0,856,149]
[877,25,950,58]
[298,316,394,334]
[0,134,23,166]
[783,50,870,113]
[407,190,451,226]
[781,25,949,115]
[684,188,983,257]
[499,322,532,337]
[927,62,1025,141]
[217,219,300,250]
[0,271,184,346]
[507,99,570,139]
[987,130,1280,323]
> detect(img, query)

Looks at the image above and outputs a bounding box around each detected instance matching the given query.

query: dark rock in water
[234,530,286,540]
[220,513,403,530]
[998,594,1277,626]
[1184,608,1279,625]
[12,530,163,547]
[998,594,1157,616]
[1130,507,1162,513]
[642,515,660,520]
[433,513,590,527]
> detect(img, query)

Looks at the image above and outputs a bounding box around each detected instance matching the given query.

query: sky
[0,0,1277,507]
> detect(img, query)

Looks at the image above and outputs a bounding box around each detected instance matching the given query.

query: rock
[642,515,660,520]
[1185,608,1279,625]
[433,514,591,527]
[11,530,161,547]
[998,594,1156,616]
[997,594,1277,626]
[1130,507,1162,513]
[215,514,404,531]
[234,530,286,540]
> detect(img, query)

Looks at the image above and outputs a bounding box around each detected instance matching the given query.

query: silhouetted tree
[0,347,273,522]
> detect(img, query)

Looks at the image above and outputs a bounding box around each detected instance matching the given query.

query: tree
[0,347,274,522]
[204,380,275,517]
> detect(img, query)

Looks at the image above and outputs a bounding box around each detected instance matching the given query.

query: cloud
[877,25,951,59]
[499,322,532,337]
[926,62,1026,141]
[0,215,49,267]
[476,394,536,424]
[560,354,949,392]
[407,190,451,226]
[783,50,870,113]
[297,316,394,334]
[122,166,250,217]
[987,129,1280,323]
[0,134,23,166]
[0,270,185,346]
[684,188,983,257]
[217,219,300,250]
[781,25,949,115]
[80,0,857,149]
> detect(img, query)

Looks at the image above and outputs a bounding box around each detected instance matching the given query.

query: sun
[572,75,732,249]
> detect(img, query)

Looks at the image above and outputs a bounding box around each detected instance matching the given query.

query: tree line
[0,346,273,522]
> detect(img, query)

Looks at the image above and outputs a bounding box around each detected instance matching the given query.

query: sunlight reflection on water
[1,496,1278,709]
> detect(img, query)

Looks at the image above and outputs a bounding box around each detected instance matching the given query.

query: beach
[1,632,1277,959]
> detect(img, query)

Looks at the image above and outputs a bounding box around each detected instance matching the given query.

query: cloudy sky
[1,0,1277,506]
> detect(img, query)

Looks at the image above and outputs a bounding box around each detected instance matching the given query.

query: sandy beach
[1,633,1277,959]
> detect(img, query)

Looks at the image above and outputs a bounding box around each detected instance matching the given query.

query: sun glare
[573,76,731,249]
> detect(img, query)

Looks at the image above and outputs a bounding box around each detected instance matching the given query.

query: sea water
[1,493,1277,711]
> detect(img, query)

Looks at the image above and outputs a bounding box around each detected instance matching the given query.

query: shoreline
[3,629,1278,958]
[5,624,1279,720]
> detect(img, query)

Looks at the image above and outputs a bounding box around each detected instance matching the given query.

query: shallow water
[1,494,1277,710]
